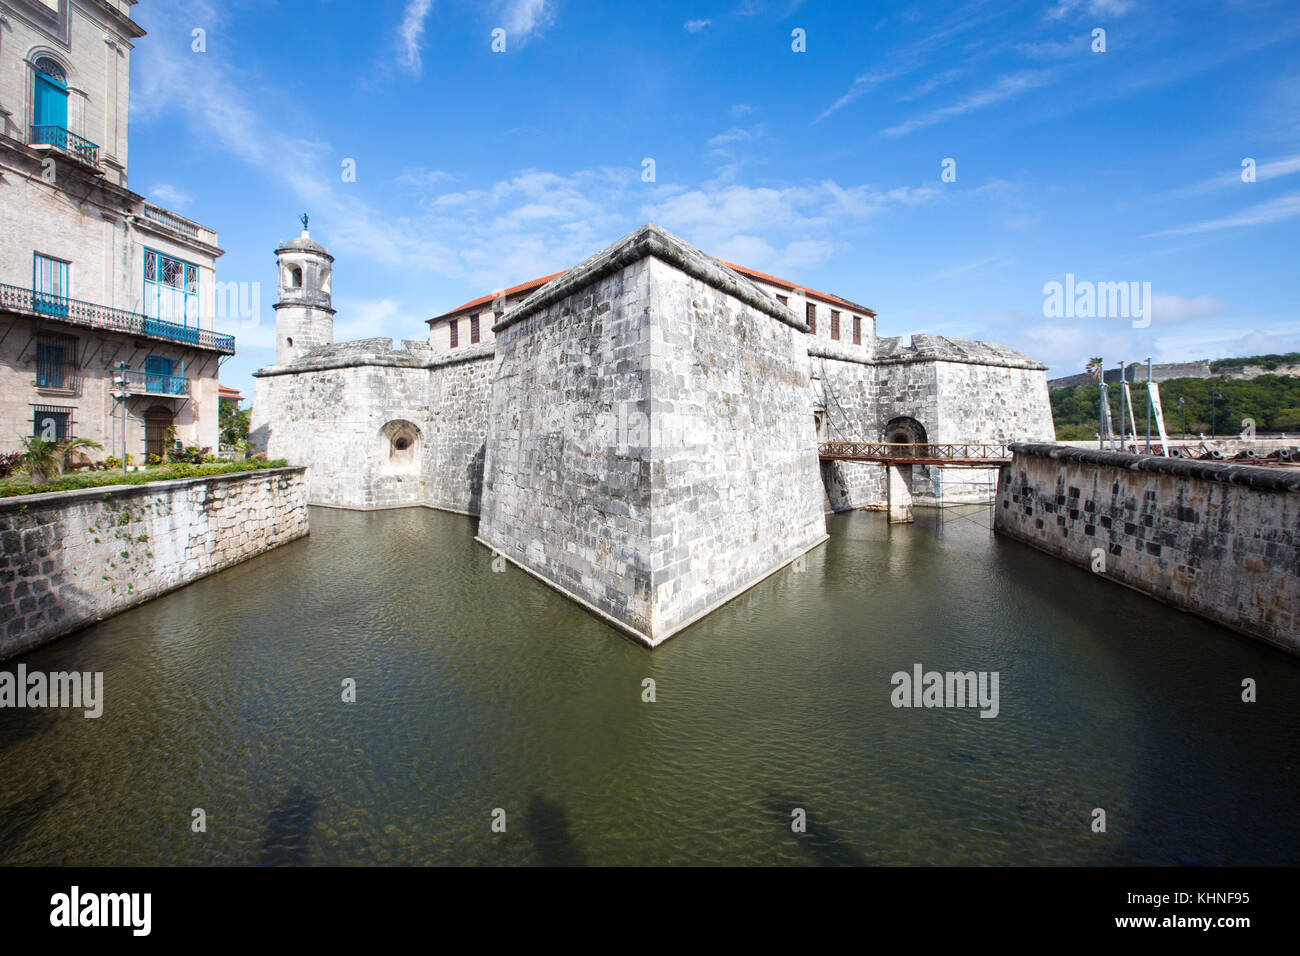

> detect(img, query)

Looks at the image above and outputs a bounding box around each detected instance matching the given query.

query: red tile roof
[218,384,243,401]
[722,262,877,317]
[426,263,875,323]
[427,271,566,324]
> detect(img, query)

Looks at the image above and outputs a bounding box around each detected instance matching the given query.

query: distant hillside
[1048,361,1210,390]
[1210,352,1300,378]
[1051,373,1300,441]
[1049,353,1300,390]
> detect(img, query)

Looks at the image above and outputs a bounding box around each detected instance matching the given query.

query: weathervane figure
[300,213,309,231]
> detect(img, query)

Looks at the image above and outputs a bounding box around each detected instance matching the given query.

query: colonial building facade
[0,0,232,460]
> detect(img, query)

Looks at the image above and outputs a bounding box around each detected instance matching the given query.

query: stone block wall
[422,353,494,515]
[0,467,308,660]
[478,224,827,645]
[251,344,494,513]
[645,256,827,636]
[994,444,1300,654]
[479,258,657,636]
[932,361,1055,502]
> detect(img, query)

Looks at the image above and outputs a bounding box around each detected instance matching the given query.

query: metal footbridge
[818,442,1012,467]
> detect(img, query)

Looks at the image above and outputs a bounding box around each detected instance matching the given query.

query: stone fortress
[252,223,1055,644]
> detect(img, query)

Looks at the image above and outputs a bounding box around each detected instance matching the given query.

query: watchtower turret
[274,217,334,365]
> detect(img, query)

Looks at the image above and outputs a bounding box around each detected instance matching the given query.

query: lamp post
[113,362,131,476]
[1178,396,1186,438]
[1211,389,1223,440]
[1145,357,1153,453]
[1117,360,1125,451]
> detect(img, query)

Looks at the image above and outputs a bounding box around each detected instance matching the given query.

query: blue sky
[126,0,1300,397]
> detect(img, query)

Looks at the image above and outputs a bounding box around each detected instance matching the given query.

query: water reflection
[0,505,1296,866]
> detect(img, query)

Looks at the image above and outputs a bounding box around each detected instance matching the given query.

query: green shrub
[0,459,290,499]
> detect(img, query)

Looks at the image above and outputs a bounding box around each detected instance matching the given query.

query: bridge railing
[818,441,1013,463]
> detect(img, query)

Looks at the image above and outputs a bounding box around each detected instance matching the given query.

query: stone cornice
[0,466,306,513]
[1008,443,1300,492]
[253,343,495,377]
[493,223,808,335]
[809,345,1046,372]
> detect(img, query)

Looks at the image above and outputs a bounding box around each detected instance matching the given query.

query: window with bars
[470,313,481,344]
[144,248,200,324]
[449,318,459,348]
[32,404,74,440]
[34,332,78,390]
[830,310,841,340]
[805,302,817,333]
[853,315,862,345]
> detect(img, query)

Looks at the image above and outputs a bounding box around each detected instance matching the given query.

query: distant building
[218,384,244,406]
[0,0,233,461]
[1048,361,1213,390]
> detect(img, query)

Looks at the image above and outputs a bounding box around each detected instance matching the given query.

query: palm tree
[19,435,102,484]
[58,437,102,472]
[19,435,60,484]
[1086,357,1104,380]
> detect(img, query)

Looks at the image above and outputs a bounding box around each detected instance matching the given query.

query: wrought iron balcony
[0,282,236,354]
[30,125,100,168]
[115,369,190,397]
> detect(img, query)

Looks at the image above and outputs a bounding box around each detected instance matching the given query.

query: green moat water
[1,505,1297,866]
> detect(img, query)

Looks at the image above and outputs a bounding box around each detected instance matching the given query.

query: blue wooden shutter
[34,73,68,130]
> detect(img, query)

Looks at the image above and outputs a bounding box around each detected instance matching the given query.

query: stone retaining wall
[251,346,493,513]
[994,444,1299,654]
[0,467,308,660]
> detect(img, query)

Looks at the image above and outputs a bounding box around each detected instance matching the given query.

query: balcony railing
[137,203,221,248]
[0,282,235,354]
[117,369,189,397]
[30,125,100,168]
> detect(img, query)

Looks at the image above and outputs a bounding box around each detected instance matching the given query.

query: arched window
[286,265,303,289]
[381,420,421,473]
[34,57,67,84]
[32,57,69,136]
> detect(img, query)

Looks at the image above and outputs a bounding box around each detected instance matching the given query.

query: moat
[1,505,1297,866]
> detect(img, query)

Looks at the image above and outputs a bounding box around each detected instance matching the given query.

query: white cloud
[395,168,455,187]
[132,2,437,279]
[1144,191,1300,237]
[816,69,905,123]
[397,0,434,74]
[1047,0,1133,20]
[930,255,1014,281]
[707,128,752,148]
[1150,293,1230,324]
[499,0,555,43]
[896,68,966,102]
[1174,153,1300,196]
[640,179,938,274]
[883,68,1060,136]
[332,297,409,344]
[730,103,756,118]
[684,19,712,33]
[146,183,192,210]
